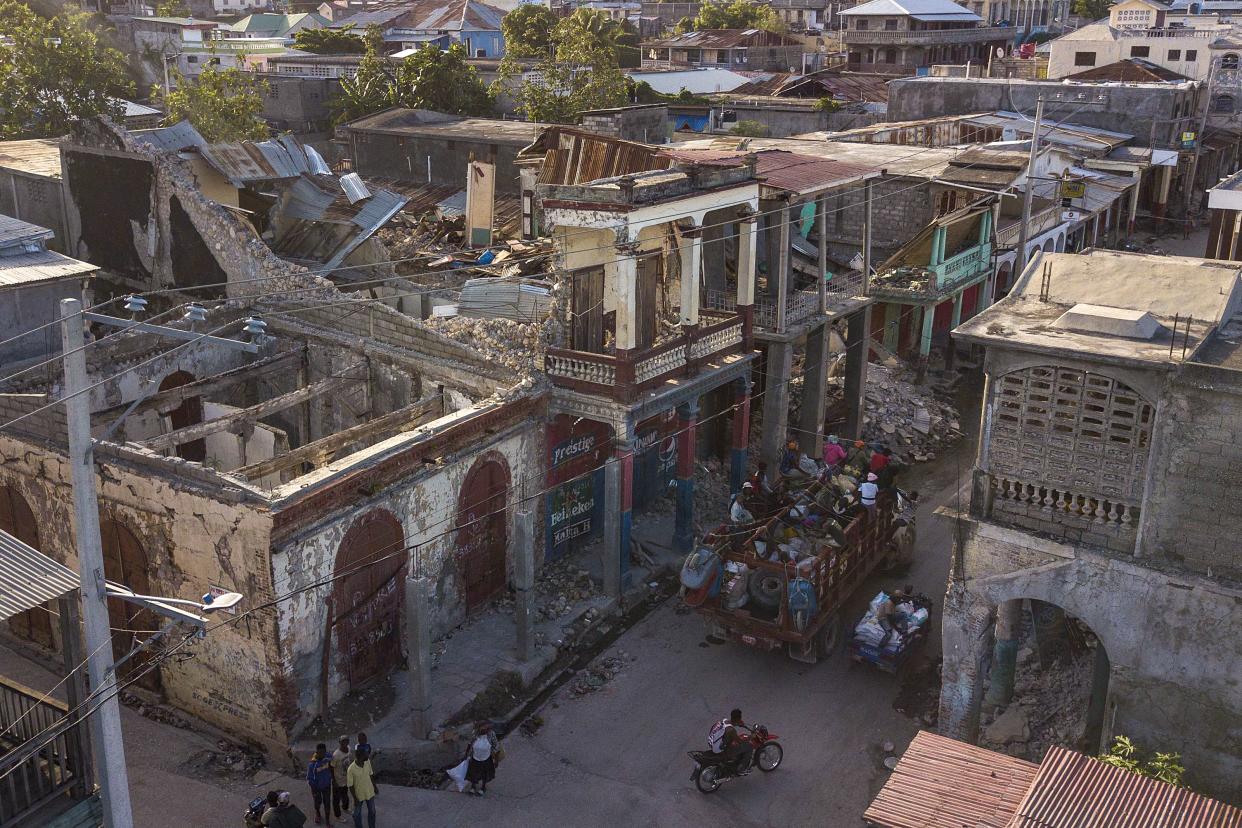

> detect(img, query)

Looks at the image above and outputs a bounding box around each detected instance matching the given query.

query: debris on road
[570,655,627,697]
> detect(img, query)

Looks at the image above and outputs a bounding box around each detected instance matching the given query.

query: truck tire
[818,612,842,658]
[748,572,782,608]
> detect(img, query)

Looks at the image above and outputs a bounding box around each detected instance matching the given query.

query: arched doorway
[158,370,205,462]
[995,262,1012,299]
[456,459,510,612]
[0,486,53,646]
[978,599,1111,759]
[100,518,161,691]
[331,511,406,691]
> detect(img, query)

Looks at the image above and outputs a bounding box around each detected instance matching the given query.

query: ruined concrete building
[941,249,1242,799]
[0,116,544,754]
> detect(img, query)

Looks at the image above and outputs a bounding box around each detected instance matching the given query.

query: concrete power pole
[1185,57,1217,218]
[59,298,135,828]
[1016,94,1045,270]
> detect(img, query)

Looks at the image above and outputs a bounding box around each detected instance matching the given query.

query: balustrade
[990,474,1140,529]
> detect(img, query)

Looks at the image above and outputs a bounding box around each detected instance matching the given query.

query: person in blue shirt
[306,743,333,825]
[356,732,372,762]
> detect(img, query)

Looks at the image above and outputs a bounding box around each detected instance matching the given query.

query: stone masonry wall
[824,175,934,260]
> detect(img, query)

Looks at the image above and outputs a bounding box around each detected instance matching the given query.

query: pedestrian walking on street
[465,721,499,797]
[347,746,377,828]
[307,743,334,825]
[330,736,352,821]
[355,732,372,762]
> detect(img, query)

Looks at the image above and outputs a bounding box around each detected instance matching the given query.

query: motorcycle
[243,794,268,828]
[688,724,784,794]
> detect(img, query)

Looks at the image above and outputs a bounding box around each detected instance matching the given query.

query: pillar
[938,584,992,742]
[404,575,433,737]
[760,340,793,471]
[918,304,934,358]
[513,509,536,662]
[843,310,870,440]
[1153,164,1173,220]
[730,376,751,494]
[817,194,828,313]
[1082,644,1111,754]
[983,598,1022,710]
[776,201,792,332]
[612,247,639,351]
[604,435,635,598]
[702,218,727,296]
[673,401,699,553]
[799,323,831,457]
[737,211,758,350]
[679,224,702,328]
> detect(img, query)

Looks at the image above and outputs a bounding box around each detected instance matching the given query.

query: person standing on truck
[846,440,870,475]
[870,446,892,476]
[823,435,847,472]
[858,472,879,516]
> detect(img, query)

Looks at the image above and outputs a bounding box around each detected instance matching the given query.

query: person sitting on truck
[751,461,776,496]
[822,435,847,472]
[779,440,802,478]
[876,586,912,647]
[730,484,756,524]
[858,473,879,516]
[870,446,892,475]
[845,440,870,475]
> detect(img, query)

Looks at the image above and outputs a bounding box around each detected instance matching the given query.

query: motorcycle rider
[709,709,753,776]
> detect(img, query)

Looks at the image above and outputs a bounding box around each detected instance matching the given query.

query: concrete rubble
[858,363,961,462]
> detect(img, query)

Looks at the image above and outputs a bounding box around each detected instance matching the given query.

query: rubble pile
[534,559,601,620]
[120,691,192,729]
[694,456,734,532]
[421,315,547,376]
[569,654,628,696]
[378,216,553,282]
[979,641,1096,761]
[177,739,267,780]
[859,363,961,462]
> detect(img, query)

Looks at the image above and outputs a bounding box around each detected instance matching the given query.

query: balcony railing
[987,473,1140,552]
[704,275,866,333]
[842,25,1015,45]
[869,243,991,299]
[544,311,744,402]
[0,677,89,826]
[932,243,990,289]
[1115,26,1216,37]
[996,205,1063,249]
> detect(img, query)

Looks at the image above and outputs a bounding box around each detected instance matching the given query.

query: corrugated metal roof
[197,136,329,185]
[339,172,371,204]
[527,127,670,186]
[0,215,53,249]
[132,121,207,153]
[0,529,79,623]
[1064,58,1192,83]
[0,138,63,178]
[1009,746,1242,828]
[0,250,97,288]
[331,0,505,32]
[864,730,1039,828]
[840,0,981,19]
[643,28,804,48]
[751,149,875,194]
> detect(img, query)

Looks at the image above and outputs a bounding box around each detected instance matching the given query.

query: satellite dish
[996,46,1005,57]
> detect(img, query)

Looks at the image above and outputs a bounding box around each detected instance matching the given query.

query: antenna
[1170,313,1180,359]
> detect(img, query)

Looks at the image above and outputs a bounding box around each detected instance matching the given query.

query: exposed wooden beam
[93,349,305,421]
[234,393,444,480]
[140,363,366,452]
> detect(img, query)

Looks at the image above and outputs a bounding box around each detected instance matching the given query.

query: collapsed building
[940,249,1242,800]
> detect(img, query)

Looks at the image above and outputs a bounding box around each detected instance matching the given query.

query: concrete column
[799,322,831,457]
[843,309,870,440]
[737,212,758,350]
[951,291,964,329]
[776,202,792,333]
[983,598,1022,710]
[938,584,993,743]
[702,218,727,295]
[918,304,935,358]
[404,575,433,737]
[513,509,536,662]
[730,376,751,494]
[673,401,699,553]
[679,224,702,327]
[1082,644,1111,754]
[817,194,828,313]
[612,250,638,350]
[604,435,635,598]
[760,339,793,471]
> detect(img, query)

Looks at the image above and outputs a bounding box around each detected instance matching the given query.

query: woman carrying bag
[464,721,499,797]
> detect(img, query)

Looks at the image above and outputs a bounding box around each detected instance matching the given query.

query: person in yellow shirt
[346,746,376,828]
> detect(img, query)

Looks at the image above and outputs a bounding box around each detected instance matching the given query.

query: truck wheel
[748,573,782,608]
[818,612,842,658]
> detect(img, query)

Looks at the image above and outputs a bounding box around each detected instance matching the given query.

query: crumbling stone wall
[940,518,1242,802]
[266,412,544,733]
[0,433,289,754]
[824,175,935,261]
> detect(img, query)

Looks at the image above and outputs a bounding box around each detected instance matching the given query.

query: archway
[100,518,161,691]
[0,486,52,646]
[995,262,1013,299]
[1042,238,1055,254]
[331,510,406,692]
[158,370,205,462]
[978,599,1111,759]
[1055,234,1065,252]
[456,458,510,612]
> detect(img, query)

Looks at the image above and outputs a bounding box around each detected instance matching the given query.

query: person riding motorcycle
[709,708,753,776]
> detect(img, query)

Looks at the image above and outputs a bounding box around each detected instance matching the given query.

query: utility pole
[1016,94,1044,271]
[1185,56,1216,218]
[59,298,134,828]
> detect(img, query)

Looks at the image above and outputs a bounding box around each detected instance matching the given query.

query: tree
[1072,0,1111,20]
[158,65,269,142]
[1098,737,1187,787]
[0,1,133,139]
[813,96,841,112]
[499,8,628,124]
[292,26,366,54]
[676,0,786,34]
[332,26,392,123]
[154,0,191,16]
[500,4,557,58]
[391,44,493,116]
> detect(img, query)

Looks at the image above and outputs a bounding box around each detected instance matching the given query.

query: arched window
[0,486,53,646]
[1213,93,1235,113]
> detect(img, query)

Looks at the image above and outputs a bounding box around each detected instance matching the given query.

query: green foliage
[497,8,628,124]
[500,4,558,58]
[675,0,786,34]
[332,41,493,124]
[0,0,133,139]
[627,79,710,105]
[292,25,366,54]
[154,0,190,16]
[1098,736,1187,787]
[158,65,269,142]
[729,119,769,137]
[813,96,840,112]
[1072,0,1111,20]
